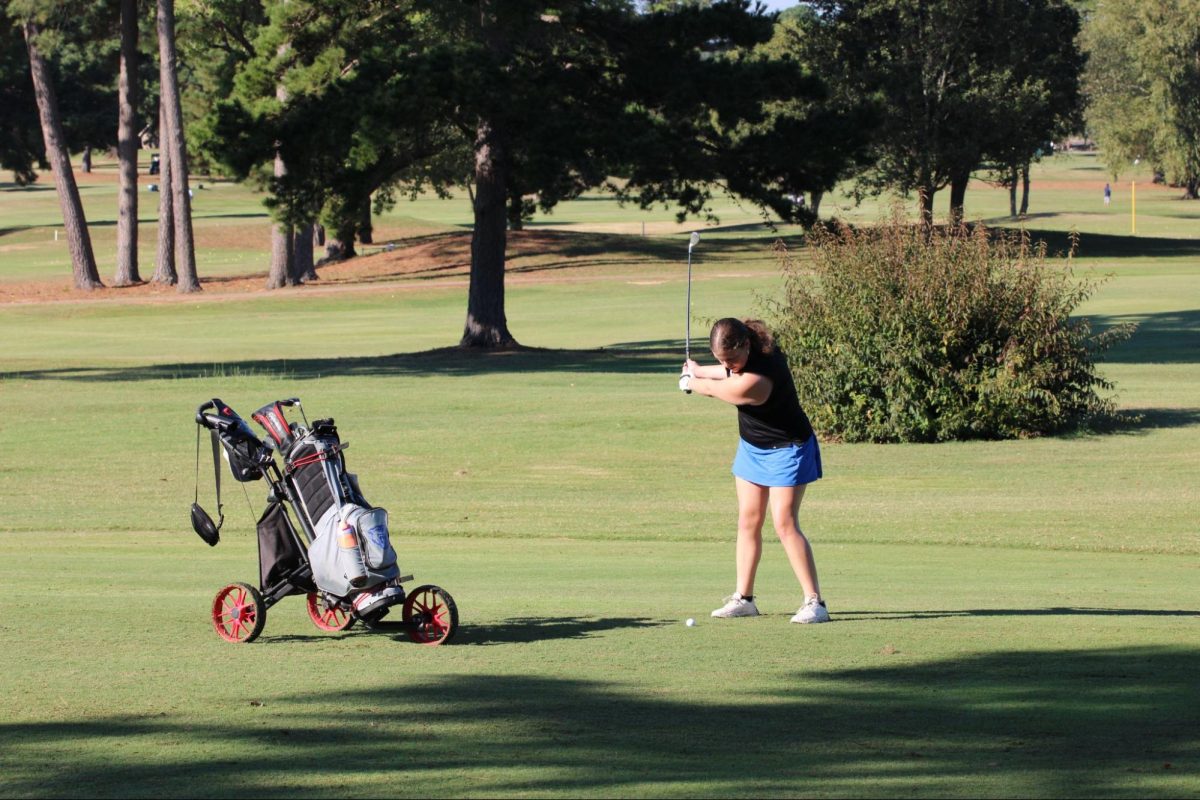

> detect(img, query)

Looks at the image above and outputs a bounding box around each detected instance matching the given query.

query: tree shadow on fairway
[985,227,1200,260]
[252,616,669,646]
[1,342,688,382]
[1104,407,1200,435]
[835,607,1200,622]
[1088,309,1200,365]
[2,646,1195,797]
[452,615,670,645]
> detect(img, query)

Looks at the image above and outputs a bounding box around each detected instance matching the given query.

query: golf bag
[193,399,400,596]
[253,404,400,597]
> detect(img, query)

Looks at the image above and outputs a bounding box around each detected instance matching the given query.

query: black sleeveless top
[736,347,814,448]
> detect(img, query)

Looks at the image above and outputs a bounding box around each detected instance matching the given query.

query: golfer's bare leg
[768,484,821,599]
[734,477,768,596]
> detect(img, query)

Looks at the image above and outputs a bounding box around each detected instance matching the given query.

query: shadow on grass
[452,615,669,645]
[1100,408,1200,437]
[0,182,57,193]
[1017,227,1200,260]
[255,616,668,646]
[1090,309,1200,365]
[836,607,1200,621]
[960,222,1200,260]
[0,211,273,239]
[0,342,687,382]
[2,646,1195,797]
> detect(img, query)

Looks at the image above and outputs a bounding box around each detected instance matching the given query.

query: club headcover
[190,502,221,547]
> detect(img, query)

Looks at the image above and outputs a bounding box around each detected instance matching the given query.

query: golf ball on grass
[685,618,695,627]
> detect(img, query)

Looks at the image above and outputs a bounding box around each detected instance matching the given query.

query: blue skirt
[732,435,822,487]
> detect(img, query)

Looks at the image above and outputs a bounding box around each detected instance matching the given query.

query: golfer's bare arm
[688,363,729,379]
[691,371,772,406]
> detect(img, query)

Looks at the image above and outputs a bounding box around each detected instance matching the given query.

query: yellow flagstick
[1131,180,1136,235]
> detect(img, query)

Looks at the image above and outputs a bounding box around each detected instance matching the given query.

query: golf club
[686,231,700,362]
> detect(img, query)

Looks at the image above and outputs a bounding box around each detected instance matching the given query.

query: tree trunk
[326,218,356,260]
[294,222,316,281]
[314,223,325,246]
[809,190,823,218]
[1019,164,1031,215]
[507,187,524,231]
[267,220,294,288]
[918,184,935,230]
[1008,166,1018,217]
[23,21,103,291]
[266,42,297,289]
[266,148,297,289]
[113,0,141,287]
[152,104,176,285]
[461,116,516,348]
[357,200,373,245]
[325,238,353,260]
[157,0,200,292]
[948,171,969,227]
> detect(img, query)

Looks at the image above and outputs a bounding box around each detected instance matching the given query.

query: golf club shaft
[686,250,692,362]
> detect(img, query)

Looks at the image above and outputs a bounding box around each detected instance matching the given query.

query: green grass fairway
[2,535,1197,798]
[0,151,1198,798]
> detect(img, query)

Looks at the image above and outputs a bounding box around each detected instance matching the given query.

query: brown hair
[710,317,774,356]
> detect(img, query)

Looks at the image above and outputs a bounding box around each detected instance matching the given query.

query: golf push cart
[190,397,458,645]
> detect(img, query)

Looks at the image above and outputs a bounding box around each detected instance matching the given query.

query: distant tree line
[1082,0,1200,197]
[2,0,1124,350]
[2,0,198,291]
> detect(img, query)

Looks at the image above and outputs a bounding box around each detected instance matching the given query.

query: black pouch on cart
[256,501,311,593]
[190,399,272,546]
[210,399,270,482]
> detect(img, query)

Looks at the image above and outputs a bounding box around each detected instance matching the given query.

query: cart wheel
[306,592,355,632]
[402,584,458,645]
[212,582,266,643]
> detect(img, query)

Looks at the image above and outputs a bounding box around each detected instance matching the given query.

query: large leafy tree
[803,0,1084,226]
[969,0,1083,217]
[1083,0,1200,197]
[211,0,849,348]
[745,4,876,218]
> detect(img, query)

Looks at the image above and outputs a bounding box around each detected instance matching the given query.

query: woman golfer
[680,317,829,623]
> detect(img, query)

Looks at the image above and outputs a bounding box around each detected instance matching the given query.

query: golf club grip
[195,400,221,428]
[198,413,233,431]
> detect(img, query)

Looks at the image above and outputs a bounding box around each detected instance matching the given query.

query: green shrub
[766,219,1136,442]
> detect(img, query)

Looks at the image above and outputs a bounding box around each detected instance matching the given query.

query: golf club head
[688,231,700,251]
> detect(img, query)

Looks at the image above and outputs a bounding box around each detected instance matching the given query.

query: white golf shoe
[711,592,760,618]
[790,596,830,624]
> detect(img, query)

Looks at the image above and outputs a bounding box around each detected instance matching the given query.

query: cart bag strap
[189,424,224,546]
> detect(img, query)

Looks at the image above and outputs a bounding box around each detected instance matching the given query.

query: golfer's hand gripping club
[679,373,693,394]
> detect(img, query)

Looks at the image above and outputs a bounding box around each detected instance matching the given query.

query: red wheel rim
[212,584,261,643]
[404,587,455,645]
[306,592,353,632]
